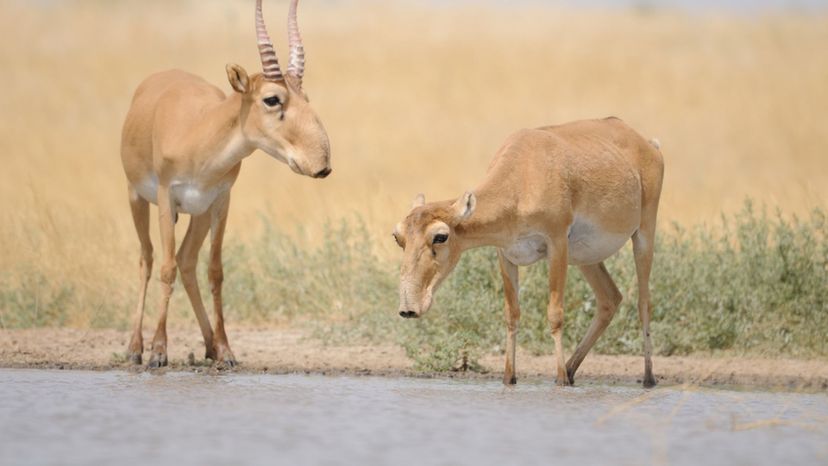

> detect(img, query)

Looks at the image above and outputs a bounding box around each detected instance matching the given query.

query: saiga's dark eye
[433,233,448,245]
[263,96,281,107]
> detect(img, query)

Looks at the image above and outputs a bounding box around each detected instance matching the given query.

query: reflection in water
[0,369,826,465]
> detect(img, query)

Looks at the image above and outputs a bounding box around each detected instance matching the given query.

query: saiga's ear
[451,191,476,224]
[392,223,406,248]
[226,64,250,93]
[411,193,425,210]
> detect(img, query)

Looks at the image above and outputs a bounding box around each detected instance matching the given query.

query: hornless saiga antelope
[121,0,330,368]
[393,118,664,387]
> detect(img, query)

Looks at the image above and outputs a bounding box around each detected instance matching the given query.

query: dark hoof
[503,375,517,385]
[212,352,237,369]
[214,346,237,369]
[566,367,576,386]
[128,353,142,365]
[147,353,168,369]
[556,377,573,387]
[643,374,657,388]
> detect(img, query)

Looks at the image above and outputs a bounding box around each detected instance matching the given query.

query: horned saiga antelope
[121,0,330,368]
[394,118,664,387]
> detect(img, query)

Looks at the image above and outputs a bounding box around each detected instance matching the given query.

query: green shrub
[220,217,397,324]
[0,269,74,328]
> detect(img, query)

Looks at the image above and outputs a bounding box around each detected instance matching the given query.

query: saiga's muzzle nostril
[313,167,332,179]
[399,310,418,319]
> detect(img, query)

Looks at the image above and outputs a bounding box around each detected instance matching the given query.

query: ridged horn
[256,0,283,82]
[287,0,305,86]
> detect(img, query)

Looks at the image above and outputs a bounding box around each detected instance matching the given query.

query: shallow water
[0,369,826,466]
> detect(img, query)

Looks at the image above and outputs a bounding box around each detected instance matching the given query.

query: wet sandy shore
[1,327,826,391]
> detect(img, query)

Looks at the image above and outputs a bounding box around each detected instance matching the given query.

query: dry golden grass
[1,1,826,326]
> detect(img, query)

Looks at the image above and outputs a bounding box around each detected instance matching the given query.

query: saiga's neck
[454,184,513,251]
[194,92,255,182]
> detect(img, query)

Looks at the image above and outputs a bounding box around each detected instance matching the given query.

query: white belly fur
[502,218,636,267]
[567,216,634,266]
[503,234,547,266]
[134,174,228,216]
[171,181,227,216]
[134,174,159,204]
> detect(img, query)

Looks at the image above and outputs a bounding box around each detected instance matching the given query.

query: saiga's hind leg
[633,222,657,388]
[127,187,153,365]
[565,262,622,384]
[634,141,664,388]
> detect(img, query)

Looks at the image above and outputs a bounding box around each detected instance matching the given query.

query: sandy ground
[1,327,826,391]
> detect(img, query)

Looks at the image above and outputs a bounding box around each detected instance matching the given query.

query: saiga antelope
[394,118,664,387]
[121,0,330,368]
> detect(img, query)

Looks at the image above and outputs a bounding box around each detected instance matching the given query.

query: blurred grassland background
[0,0,826,366]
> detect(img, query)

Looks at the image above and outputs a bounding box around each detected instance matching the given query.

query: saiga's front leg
[497,250,520,385]
[176,213,215,361]
[148,184,177,368]
[126,187,153,365]
[209,192,236,367]
[546,234,570,386]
